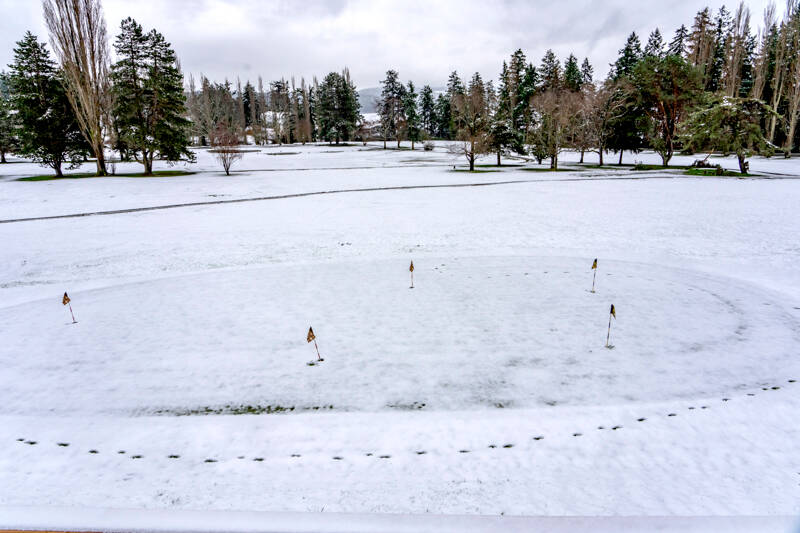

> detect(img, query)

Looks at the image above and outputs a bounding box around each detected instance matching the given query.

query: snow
[0,143,799,523]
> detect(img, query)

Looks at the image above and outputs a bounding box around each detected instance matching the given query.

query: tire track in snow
[0,172,733,225]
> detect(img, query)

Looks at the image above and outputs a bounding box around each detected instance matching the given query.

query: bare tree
[448,73,491,171]
[43,0,111,176]
[210,122,243,176]
[530,88,582,169]
[751,3,777,100]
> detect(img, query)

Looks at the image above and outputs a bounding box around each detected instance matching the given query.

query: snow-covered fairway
[0,144,799,521]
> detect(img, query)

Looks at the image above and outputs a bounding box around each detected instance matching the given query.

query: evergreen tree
[402,81,421,149]
[419,84,436,137]
[564,53,583,91]
[445,71,465,136]
[580,58,594,86]
[0,72,17,163]
[680,96,776,173]
[631,54,702,166]
[669,25,690,57]
[377,69,403,147]
[8,32,87,176]
[611,32,643,80]
[539,49,562,90]
[435,93,451,139]
[316,69,361,144]
[644,28,665,58]
[707,6,733,92]
[111,19,193,175]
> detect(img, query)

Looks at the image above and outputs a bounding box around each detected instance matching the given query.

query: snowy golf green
[1,144,799,515]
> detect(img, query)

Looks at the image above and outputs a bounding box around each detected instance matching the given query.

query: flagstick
[68,303,77,324]
[605,314,612,348]
[313,339,322,361]
[591,269,597,293]
[410,270,414,289]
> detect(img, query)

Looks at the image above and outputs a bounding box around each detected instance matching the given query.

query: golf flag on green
[591,258,598,293]
[62,292,76,324]
[307,327,322,362]
[606,304,616,348]
[409,260,415,289]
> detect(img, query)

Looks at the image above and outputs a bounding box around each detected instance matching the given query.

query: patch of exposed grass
[18,170,196,181]
[631,163,690,171]
[685,168,749,177]
[520,167,583,172]
[451,168,501,173]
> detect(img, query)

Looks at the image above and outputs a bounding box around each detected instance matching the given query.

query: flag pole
[591,269,597,293]
[313,339,321,361]
[605,314,612,348]
[68,303,77,324]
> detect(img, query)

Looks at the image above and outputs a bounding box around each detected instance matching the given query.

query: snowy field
[0,143,799,527]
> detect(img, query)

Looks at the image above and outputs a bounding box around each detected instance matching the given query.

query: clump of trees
[1,0,193,177]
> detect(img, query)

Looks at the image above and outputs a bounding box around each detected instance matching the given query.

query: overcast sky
[0,0,773,89]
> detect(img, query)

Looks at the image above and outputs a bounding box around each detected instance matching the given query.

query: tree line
[1,1,799,175]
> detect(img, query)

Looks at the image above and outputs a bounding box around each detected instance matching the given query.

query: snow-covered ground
[0,143,799,526]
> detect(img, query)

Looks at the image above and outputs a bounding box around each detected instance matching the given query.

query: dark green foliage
[377,69,403,146]
[539,49,561,90]
[580,58,594,86]
[564,54,583,91]
[111,18,193,175]
[8,32,87,176]
[669,25,689,57]
[611,32,643,81]
[0,71,17,162]
[680,96,776,173]
[644,29,665,58]
[316,70,361,144]
[419,84,436,137]
[402,81,421,148]
[630,54,702,165]
[434,93,451,139]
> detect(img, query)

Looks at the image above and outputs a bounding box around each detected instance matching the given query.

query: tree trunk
[54,162,63,177]
[550,155,556,170]
[598,149,604,166]
[580,149,584,163]
[0,151,6,163]
[497,151,501,166]
[143,153,153,176]
[738,153,747,174]
[618,151,623,165]
[383,139,386,149]
[95,150,107,176]
[411,140,414,150]
[397,139,401,148]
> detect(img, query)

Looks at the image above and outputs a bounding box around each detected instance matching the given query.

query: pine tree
[707,6,733,92]
[377,69,403,148]
[419,84,436,137]
[450,72,490,171]
[564,53,583,91]
[0,72,17,163]
[402,81,420,149]
[315,69,361,145]
[111,19,193,175]
[580,58,594,86]
[435,93,451,139]
[8,32,87,176]
[611,32,643,80]
[539,49,562,90]
[644,28,665,58]
[669,25,690,57]
[681,96,775,172]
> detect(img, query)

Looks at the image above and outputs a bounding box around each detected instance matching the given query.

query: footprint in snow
[503,444,514,448]
[168,455,180,459]
[57,442,69,447]
[416,451,427,455]
[89,450,98,454]
[253,457,264,462]
[637,418,646,422]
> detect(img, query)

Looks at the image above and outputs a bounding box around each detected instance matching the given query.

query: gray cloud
[1,0,773,89]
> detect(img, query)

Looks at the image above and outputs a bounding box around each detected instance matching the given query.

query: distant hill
[358,86,445,114]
